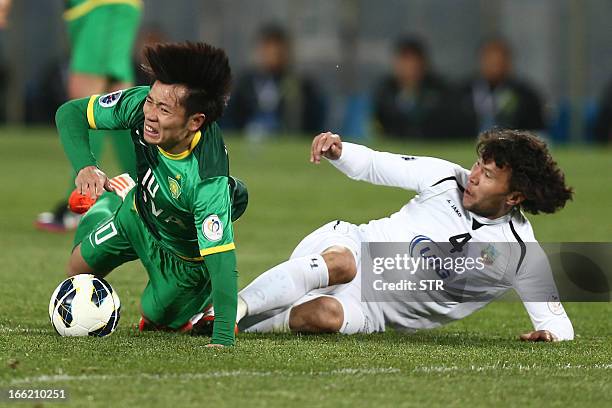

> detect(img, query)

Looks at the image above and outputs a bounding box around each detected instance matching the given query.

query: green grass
[0,129,610,407]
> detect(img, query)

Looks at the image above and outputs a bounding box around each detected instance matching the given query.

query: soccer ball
[49,274,121,337]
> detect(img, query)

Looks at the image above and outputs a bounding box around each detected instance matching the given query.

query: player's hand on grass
[520,330,556,342]
[311,131,342,163]
[75,165,111,199]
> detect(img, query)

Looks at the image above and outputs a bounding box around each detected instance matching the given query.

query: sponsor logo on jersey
[409,235,453,279]
[480,244,498,265]
[446,199,462,218]
[203,215,223,242]
[99,90,123,107]
[401,156,417,161]
[547,294,564,315]
[168,176,181,199]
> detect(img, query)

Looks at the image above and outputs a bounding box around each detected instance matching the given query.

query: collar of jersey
[157,130,202,160]
[469,208,515,226]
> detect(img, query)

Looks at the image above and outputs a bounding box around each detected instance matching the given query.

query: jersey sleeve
[204,250,237,346]
[56,97,97,172]
[329,142,463,193]
[513,244,574,341]
[192,175,237,346]
[86,86,149,130]
[192,176,235,256]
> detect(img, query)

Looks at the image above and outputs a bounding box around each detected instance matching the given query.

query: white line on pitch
[7,368,401,385]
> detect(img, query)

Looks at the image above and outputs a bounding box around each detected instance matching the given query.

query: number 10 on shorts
[93,221,118,245]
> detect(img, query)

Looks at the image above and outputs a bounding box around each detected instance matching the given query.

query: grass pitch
[0,129,610,407]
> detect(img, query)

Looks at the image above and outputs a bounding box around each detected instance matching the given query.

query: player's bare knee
[314,297,344,331]
[290,296,344,333]
[322,246,357,285]
[67,244,94,277]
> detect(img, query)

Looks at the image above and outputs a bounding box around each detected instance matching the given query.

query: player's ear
[188,113,206,131]
[506,191,525,207]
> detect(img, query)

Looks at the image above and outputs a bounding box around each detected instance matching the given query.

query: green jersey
[85,87,234,260]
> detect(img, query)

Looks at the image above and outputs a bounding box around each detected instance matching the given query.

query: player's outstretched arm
[514,247,574,342]
[56,98,99,174]
[310,131,461,192]
[56,99,112,199]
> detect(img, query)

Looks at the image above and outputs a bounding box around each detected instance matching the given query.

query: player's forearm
[329,142,376,181]
[522,301,574,341]
[329,142,419,190]
[205,250,238,346]
[56,98,97,172]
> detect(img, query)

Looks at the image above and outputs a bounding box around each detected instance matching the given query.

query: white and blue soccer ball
[49,274,121,337]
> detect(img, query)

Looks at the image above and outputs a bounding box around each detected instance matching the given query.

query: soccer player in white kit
[236,129,575,341]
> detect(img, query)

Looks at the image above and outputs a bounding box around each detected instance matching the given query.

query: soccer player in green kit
[57,42,245,347]
[37,0,143,231]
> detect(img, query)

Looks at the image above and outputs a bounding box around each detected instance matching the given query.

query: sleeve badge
[202,214,223,242]
[99,90,123,107]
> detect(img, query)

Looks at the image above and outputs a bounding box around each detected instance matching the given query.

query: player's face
[142,81,205,153]
[463,158,520,219]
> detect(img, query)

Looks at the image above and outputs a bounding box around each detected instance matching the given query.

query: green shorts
[67,4,142,83]
[76,190,212,329]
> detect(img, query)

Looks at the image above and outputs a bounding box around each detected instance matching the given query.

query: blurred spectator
[133,24,168,86]
[456,38,545,136]
[36,0,142,232]
[594,80,612,143]
[0,0,10,122]
[0,0,11,29]
[25,57,69,123]
[224,23,325,137]
[0,56,7,123]
[373,36,453,139]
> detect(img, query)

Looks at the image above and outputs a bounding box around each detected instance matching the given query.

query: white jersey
[329,142,574,340]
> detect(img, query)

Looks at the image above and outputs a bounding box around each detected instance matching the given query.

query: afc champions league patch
[99,90,123,107]
[547,294,564,315]
[203,215,223,242]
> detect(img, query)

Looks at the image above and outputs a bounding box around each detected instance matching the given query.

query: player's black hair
[142,41,232,127]
[477,129,573,215]
[394,35,428,61]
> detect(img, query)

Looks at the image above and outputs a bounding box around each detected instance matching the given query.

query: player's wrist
[211,332,235,347]
[210,339,234,347]
[75,162,98,174]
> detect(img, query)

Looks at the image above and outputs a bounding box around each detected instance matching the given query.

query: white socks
[238,255,329,319]
[236,296,248,322]
[242,308,292,333]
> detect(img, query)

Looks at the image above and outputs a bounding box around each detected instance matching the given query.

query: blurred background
[0,0,611,143]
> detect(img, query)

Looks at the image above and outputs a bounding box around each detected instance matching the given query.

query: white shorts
[289,220,385,333]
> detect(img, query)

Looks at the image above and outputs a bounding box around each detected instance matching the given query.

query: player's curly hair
[142,41,232,127]
[477,129,573,214]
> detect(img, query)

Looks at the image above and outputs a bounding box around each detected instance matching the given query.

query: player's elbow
[55,101,76,128]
